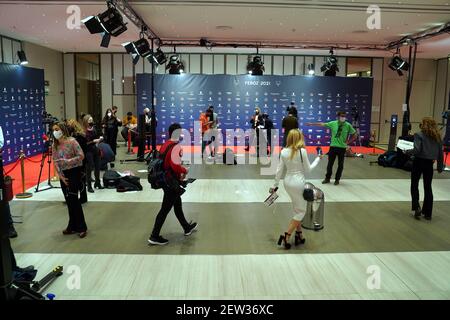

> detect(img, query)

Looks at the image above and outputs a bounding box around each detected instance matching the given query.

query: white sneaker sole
[184,224,198,236]
[148,239,169,246]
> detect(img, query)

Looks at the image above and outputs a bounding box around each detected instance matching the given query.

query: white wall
[22,41,65,120]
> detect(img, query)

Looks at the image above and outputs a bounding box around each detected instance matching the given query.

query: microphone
[42,133,49,141]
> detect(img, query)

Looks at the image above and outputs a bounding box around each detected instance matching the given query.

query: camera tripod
[35,141,60,193]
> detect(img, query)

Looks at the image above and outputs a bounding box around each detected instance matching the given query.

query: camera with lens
[443,110,449,120]
[42,111,59,126]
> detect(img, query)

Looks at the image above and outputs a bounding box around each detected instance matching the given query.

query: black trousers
[86,148,101,186]
[105,128,118,155]
[63,165,87,204]
[326,146,346,181]
[151,187,190,237]
[411,157,434,217]
[60,167,87,232]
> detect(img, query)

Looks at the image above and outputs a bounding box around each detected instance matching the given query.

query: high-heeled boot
[295,231,306,246]
[277,232,292,249]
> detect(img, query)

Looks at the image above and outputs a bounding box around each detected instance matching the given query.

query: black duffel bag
[103,170,122,189]
[116,175,143,192]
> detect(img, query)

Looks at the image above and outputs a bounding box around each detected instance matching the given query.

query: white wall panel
[295,56,305,75]
[190,54,201,74]
[2,38,12,64]
[12,41,21,63]
[238,55,249,75]
[63,53,76,120]
[113,54,123,94]
[273,56,283,75]
[314,56,324,76]
[225,55,237,75]
[202,54,213,74]
[283,56,294,75]
[214,55,225,74]
[262,55,272,75]
[100,54,112,114]
[337,57,346,77]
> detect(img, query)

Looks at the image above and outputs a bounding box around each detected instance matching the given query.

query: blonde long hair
[286,129,305,160]
[66,119,85,136]
[420,117,442,143]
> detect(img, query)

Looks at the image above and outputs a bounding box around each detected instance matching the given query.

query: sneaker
[148,235,169,245]
[334,180,340,186]
[322,179,330,184]
[184,222,198,236]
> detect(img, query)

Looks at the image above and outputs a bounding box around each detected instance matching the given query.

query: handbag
[299,149,315,202]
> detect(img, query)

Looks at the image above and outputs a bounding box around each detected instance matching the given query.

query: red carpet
[3,153,55,196]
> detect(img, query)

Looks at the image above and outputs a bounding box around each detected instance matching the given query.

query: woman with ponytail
[271,129,323,249]
[407,117,444,220]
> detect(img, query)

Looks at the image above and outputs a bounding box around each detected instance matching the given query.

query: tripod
[35,141,60,192]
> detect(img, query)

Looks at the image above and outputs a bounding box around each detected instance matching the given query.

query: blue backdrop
[0,63,45,164]
[136,74,373,146]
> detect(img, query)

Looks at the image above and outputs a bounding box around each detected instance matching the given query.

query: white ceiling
[0,0,449,58]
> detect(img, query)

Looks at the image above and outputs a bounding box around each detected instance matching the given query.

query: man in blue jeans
[306,111,358,185]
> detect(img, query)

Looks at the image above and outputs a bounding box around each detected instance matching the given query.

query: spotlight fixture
[307,63,315,75]
[122,37,152,65]
[200,38,214,50]
[82,1,128,48]
[166,54,184,74]
[247,55,265,75]
[151,48,167,65]
[388,51,409,76]
[321,49,339,76]
[17,50,28,65]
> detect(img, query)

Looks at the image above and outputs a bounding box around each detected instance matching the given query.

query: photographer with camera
[52,122,88,238]
[82,115,104,192]
[148,123,197,246]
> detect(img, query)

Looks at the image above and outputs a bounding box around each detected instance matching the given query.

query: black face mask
[88,123,94,127]
[127,116,132,120]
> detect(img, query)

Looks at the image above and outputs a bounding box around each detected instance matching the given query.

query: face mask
[53,130,63,140]
[127,116,132,120]
[88,122,94,127]
[107,112,112,117]
[339,117,346,122]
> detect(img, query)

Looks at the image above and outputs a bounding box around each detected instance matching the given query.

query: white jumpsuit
[274,148,320,221]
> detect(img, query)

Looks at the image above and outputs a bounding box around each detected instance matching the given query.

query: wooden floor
[9,146,450,300]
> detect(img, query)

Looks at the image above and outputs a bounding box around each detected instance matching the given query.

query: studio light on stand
[17,50,28,65]
[247,56,265,75]
[388,48,409,76]
[321,49,339,76]
[82,1,128,48]
[307,63,315,75]
[166,48,184,74]
[122,29,153,65]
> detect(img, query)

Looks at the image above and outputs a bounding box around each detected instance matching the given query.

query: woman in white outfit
[271,129,322,249]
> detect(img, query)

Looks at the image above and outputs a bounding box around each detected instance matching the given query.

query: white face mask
[53,130,63,140]
[107,112,112,117]
[339,117,346,122]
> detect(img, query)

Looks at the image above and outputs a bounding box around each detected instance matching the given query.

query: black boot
[94,181,104,189]
[295,231,306,246]
[277,232,291,250]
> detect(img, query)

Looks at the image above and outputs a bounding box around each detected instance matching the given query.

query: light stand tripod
[348,107,364,158]
[35,139,60,193]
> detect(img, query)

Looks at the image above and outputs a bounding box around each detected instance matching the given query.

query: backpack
[147,143,177,190]
[378,151,397,167]
[103,170,122,189]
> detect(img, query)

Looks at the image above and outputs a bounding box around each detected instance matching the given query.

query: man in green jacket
[306,111,358,185]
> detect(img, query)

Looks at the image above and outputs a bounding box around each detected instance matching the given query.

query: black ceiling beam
[111,0,161,44]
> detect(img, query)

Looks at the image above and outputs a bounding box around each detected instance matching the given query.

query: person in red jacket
[148,123,198,245]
